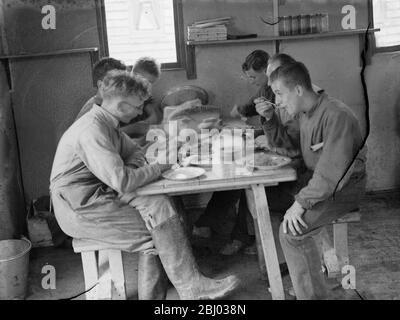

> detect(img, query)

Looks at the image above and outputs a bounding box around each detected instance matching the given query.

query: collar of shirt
[305,92,327,118]
[92,104,120,129]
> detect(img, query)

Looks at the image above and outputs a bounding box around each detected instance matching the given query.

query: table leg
[245,185,285,300]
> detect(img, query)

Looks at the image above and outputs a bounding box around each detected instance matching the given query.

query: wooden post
[108,250,126,300]
[81,252,99,300]
[246,185,285,300]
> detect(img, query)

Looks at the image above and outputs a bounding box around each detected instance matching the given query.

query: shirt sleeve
[237,96,258,117]
[120,132,147,167]
[295,111,361,210]
[262,110,301,156]
[76,125,161,194]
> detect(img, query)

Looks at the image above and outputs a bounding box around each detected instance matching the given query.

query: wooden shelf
[185,28,380,79]
[186,28,380,46]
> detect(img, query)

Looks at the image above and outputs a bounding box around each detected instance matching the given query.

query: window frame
[96,0,186,70]
[369,0,400,53]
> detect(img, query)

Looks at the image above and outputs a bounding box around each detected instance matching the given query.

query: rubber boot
[151,215,240,300]
[138,252,169,300]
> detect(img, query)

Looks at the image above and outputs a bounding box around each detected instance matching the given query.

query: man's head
[266,53,296,86]
[269,62,313,116]
[92,57,126,90]
[132,57,161,85]
[242,50,270,87]
[101,70,151,124]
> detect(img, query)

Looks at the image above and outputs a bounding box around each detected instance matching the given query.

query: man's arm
[261,109,301,157]
[295,111,362,210]
[76,126,167,194]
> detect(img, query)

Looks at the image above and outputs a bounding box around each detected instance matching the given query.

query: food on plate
[247,152,291,170]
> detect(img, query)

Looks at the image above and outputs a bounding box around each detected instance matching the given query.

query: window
[372,0,400,51]
[99,0,185,69]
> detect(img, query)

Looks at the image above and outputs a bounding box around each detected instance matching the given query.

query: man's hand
[283,201,308,236]
[254,98,275,121]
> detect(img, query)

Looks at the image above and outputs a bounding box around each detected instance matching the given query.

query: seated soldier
[50,71,239,300]
[259,61,367,299]
[74,57,126,121]
[194,52,301,259]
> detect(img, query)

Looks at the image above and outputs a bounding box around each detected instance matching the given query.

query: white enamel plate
[247,152,292,171]
[162,167,206,181]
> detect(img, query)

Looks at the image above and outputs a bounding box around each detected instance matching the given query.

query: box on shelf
[188,24,227,42]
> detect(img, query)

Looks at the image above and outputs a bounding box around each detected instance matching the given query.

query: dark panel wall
[2,0,98,200]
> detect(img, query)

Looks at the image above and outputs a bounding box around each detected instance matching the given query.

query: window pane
[104,0,178,65]
[373,0,400,47]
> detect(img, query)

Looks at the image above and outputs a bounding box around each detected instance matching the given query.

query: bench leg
[315,227,341,278]
[97,250,112,300]
[108,250,127,300]
[334,223,349,267]
[81,251,99,300]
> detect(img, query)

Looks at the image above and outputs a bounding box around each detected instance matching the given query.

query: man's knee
[279,222,306,247]
[131,195,178,230]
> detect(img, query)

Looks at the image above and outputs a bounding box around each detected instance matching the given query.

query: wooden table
[134,164,297,300]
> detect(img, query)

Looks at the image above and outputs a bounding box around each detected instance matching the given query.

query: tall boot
[138,252,169,300]
[151,215,240,300]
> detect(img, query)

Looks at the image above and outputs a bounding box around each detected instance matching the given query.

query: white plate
[246,153,292,171]
[162,167,206,181]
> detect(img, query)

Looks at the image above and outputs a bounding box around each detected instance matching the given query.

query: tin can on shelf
[321,13,329,33]
[279,16,292,36]
[291,15,300,35]
[300,14,311,34]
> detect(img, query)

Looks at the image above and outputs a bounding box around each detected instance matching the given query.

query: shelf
[186,28,380,46]
[185,28,380,79]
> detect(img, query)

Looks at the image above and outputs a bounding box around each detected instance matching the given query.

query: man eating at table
[50,70,239,300]
[257,61,367,299]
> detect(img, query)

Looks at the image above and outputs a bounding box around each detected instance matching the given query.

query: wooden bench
[318,209,361,278]
[72,239,127,300]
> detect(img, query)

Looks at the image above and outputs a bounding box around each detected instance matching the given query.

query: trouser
[51,189,181,254]
[279,174,366,300]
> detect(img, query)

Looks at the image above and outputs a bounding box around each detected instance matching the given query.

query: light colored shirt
[50,105,162,199]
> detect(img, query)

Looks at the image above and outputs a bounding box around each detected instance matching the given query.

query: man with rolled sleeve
[50,71,239,300]
[256,61,367,299]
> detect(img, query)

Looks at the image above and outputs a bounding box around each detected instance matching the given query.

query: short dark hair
[242,50,270,72]
[133,57,161,78]
[92,58,126,84]
[268,53,296,67]
[269,61,313,91]
[102,70,151,101]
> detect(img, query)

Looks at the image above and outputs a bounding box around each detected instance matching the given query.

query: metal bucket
[0,239,32,300]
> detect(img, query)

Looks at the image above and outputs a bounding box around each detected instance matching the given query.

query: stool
[319,209,361,278]
[72,239,127,300]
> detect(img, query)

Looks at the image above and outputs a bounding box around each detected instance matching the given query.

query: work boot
[138,252,169,300]
[151,215,240,300]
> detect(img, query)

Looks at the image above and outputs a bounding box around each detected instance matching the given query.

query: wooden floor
[26,191,400,300]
